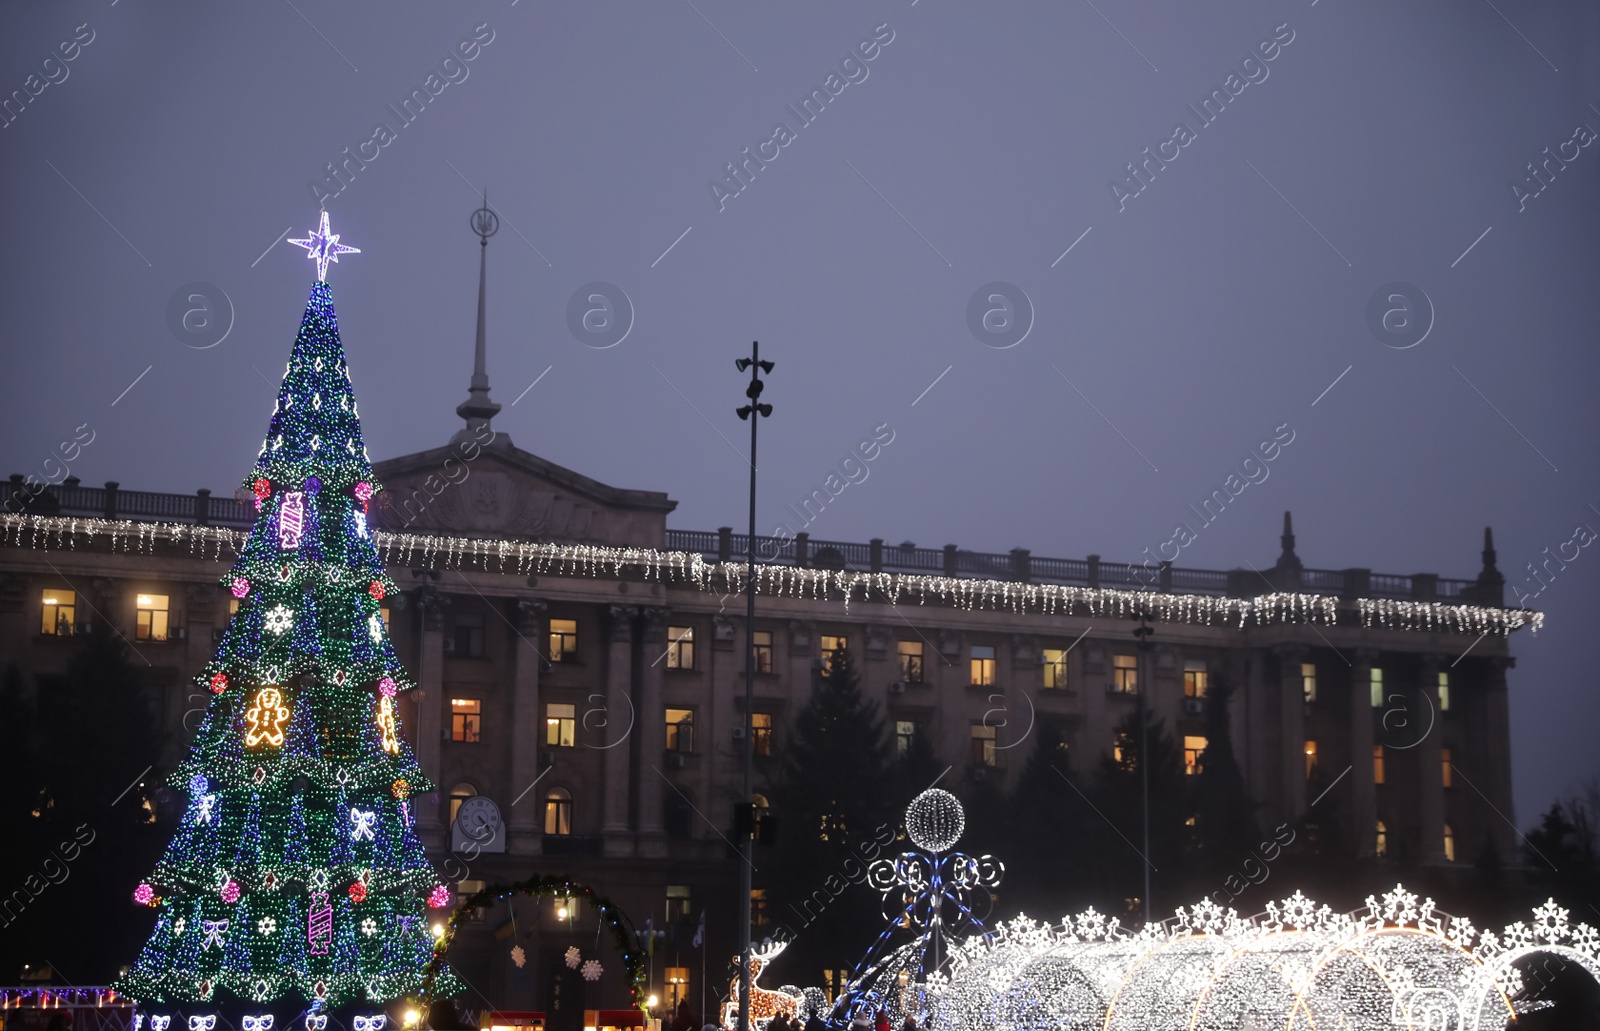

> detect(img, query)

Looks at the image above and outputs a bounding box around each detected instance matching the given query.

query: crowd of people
[668,1000,919,1031]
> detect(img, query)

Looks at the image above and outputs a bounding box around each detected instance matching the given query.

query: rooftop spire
[1276,510,1301,570]
[453,194,506,448]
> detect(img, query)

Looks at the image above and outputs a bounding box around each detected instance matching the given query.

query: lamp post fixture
[1132,601,1154,925]
[734,342,773,1031]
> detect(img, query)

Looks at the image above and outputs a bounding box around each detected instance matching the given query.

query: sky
[2,1,1597,832]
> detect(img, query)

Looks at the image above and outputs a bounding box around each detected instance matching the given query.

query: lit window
[1375,820,1388,857]
[1304,740,1318,779]
[449,782,477,824]
[1443,822,1456,862]
[970,723,997,767]
[820,635,848,676]
[450,698,481,743]
[379,605,391,629]
[1042,648,1068,690]
[40,589,75,636]
[970,645,996,687]
[664,966,690,1011]
[1183,660,1209,699]
[750,888,769,927]
[1183,735,1208,776]
[823,969,847,1003]
[457,878,486,908]
[1112,654,1138,694]
[898,641,924,683]
[543,787,572,836]
[1442,747,1453,788]
[546,703,576,747]
[1301,662,1317,703]
[666,707,695,753]
[1373,744,1386,785]
[135,593,169,642]
[1437,671,1450,712]
[666,626,695,670]
[549,618,579,662]
[752,630,773,673]
[1113,731,1129,765]
[750,712,773,757]
[230,598,240,616]
[665,884,692,924]
[895,720,916,757]
[1370,667,1384,708]
[452,613,485,658]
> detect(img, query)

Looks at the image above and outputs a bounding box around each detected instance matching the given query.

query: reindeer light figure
[722,938,804,1029]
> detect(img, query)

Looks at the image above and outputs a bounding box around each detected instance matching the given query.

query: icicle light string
[1,513,1543,636]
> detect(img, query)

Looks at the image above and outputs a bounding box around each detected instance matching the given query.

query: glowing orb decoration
[220,880,241,904]
[231,577,250,599]
[391,778,410,799]
[378,676,397,698]
[209,672,228,694]
[348,881,367,904]
[353,481,373,502]
[133,882,155,905]
[368,581,384,600]
[253,478,271,499]
[906,788,965,853]
[427,884,451,909]
[304,475,322,494]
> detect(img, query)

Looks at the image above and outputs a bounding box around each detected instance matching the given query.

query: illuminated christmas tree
[117,213,460,1017]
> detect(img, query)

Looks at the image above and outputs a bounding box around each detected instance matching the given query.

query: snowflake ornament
[564,946,581,969]
[580,959,603,982]
[265,605,294,634]
[511,945,526,968]
[361,917,378,937]
[257,917,277,935]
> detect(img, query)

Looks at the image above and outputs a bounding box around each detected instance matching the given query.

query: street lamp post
[734,343,773,1031]
[1132,602,1154,925]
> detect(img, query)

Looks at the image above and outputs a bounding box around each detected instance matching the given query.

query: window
[895,720,916,757]
[457,878,486,909]
[1042,648,1068,690]
[1443,823,1456,862]
[664,967,690,1012]
[1373,744,1386,785]
[449,782,478,825]
[1183,659,1209,699]
[1437,671,1451,712]
[1304,740,1318,779]
[546,703,576,747]
[1301,662,1317,703]
[666,626,695,670]
[666,707,695,753]
[135,593,169,642]
[379,605,391,629]
[898,641,924,683]
[970,723,997,767]
[543,787,572,836]
[752,630,773,673]
[750,712,773,757]
[40,589,75,636]
[665,884,692,924]
[750,888,769,927]
[1112,654,1138,694]
[450,698,482,743]
[1183,735,1208,776]
[549,618,579,662]
[1113,731,1130,765]
[820,635,848,676]
[1441,747,1453,788]
[823,969,847,1004]
[970,645,997,687]
[452,613,485,658]
[230,597,241,616]
[1375,820,1388,857]
[1370,667,1384,708]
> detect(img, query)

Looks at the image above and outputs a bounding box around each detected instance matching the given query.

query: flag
[692,909,705,949]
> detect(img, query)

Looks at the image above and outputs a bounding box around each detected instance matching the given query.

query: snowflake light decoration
[580,959,603,982]
[265,604,294,634]
[361,917,378,937]
[368,614,383,642]
[510,945,526,968]
[257,917,277,936]
[564,946,581,969]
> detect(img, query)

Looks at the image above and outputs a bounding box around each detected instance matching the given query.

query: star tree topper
[288,210,360,281]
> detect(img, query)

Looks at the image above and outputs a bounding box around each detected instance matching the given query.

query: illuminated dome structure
[925,887,1600,1030]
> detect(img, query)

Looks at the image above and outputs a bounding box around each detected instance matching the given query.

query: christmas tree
[117,213,461,1017]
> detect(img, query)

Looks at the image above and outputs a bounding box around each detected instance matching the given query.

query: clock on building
[450,796,506,853]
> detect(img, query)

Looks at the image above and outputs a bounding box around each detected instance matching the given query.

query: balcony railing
[4,477,1494,604]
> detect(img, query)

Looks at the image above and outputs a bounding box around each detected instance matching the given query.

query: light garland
[0,512,1545,636]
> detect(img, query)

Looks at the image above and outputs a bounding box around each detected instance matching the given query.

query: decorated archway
[412,875,650,1022]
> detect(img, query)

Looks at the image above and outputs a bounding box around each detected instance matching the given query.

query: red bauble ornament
[253,478,271,499]
[210,673,228,695]
[368,582,385,600]
[348,881,368,904]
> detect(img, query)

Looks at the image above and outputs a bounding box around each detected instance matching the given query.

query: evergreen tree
[766,645,892,983]
[999,725,1088,919]
[1090,710,1186,919]
[117,228,460,1016]
[1189,676,1259,881]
